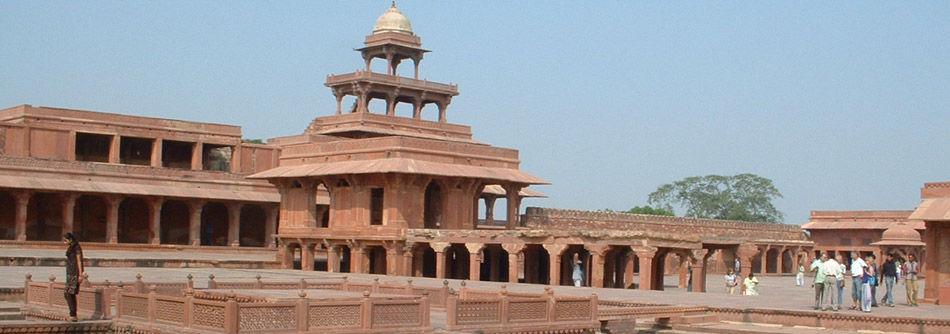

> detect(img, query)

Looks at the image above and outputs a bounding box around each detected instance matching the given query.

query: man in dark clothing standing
[63,233,84,322]
[880,253,897,307]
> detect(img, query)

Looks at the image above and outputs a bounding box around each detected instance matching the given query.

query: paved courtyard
[3,265,943,321]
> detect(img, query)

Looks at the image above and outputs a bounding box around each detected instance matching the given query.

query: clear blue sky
[2,2,948,224]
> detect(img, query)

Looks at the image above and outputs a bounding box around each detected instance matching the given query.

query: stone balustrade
[22,274,112,321]
[445,287,599,334]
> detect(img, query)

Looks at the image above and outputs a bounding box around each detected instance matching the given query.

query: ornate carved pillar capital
[502,243,525,255]
[690,249,709,262]
[631,246,658,259]
[465,243,485,255]
[542,243,569,257]
[430,242,451,253]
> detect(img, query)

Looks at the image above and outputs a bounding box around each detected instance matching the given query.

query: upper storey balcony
[325,71,459,123]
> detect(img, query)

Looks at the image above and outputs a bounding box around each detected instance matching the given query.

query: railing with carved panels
[22,274,112,321]
[444,289,599,334]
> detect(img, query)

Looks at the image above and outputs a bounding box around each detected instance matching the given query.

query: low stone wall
[444,289,599,334]
[22,276,112,321]
[708,307,950,334]
[522,207,805,242]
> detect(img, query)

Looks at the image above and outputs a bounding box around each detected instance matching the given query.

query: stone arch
[781,249,795,273]
[160,200,190,245]
[480,244,509,282]
[445,244,470,280]
[26,193,63,241]
[766,248,780,274]
[74,195,107,243]
[522,244,550,284]
[561,245,590,286]
[0,190,15,240]
[412,243,437,278]
[200,202,229,246]
[424,180,445,229]
[367,245,387,275]
[604,246,634,288]
[284,243,302,270]
[239,204,266,247]
[118,197,150,244]
[652,249,673,290]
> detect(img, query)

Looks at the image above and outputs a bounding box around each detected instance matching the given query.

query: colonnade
[0,189,277,247]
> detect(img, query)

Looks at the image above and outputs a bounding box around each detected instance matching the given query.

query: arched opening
[368,98,387,115]
[26,193,64,241]
[74,195,107,243]
[604,246,633,289]
[368,246,387,275]
[419,102,440,122]
[781,249,794,273]
[423,181,443,229]
[445,244,470,280]
[560,245,590,286]
[339,245,352,273]
[522,244,550,284]
[412,244,437,278]
[752,251,764,274]
[239,204,266,247]
[0,191,15,240]
[200,202,229,246]
[394,99,415,118]
[319,205,330,228]
[480,244,509,282]
[160,200,190,245]
[766,248,780,274]
[117,197,150,244]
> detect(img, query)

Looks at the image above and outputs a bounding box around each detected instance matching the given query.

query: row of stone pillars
[4,190,277,247]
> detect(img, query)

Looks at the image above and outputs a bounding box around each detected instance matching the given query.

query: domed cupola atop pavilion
[373,2,413,35]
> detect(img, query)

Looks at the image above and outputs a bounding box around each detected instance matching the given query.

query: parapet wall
[522,207,805,242]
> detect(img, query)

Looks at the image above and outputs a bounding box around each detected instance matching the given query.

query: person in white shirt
[850,252,868,310]
[820,253,841,311]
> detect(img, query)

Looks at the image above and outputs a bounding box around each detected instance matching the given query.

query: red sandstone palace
[1,4,945,303]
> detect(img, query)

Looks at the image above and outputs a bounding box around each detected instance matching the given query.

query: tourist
[835,255,846,306]
[904,254,919,306]
[821,253,841,311]
[849,252,867,310]
[861,256,875,312]
[880,253,897,307]
[743,272,759,296]
[868,254,879,307]
[811,254,826,309]
[735,258,741,276]
[63,233,84,322]
[796,262,805,287]
[572,260,585,287]
[724,269,738,294]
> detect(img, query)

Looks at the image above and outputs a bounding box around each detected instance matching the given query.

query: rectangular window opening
[370,188,384,225]
[162,140,193,169]
[75,132,112,163]
[119,136,153,166]
[202,144,232,172]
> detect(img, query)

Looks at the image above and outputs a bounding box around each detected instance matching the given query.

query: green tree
[647,174,784,223]
[624,205,675,216]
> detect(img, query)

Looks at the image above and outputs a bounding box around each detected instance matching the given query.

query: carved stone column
[759,245,769,274]
[503,243,525,283]
[690,249,710,293]
[586,245,609,288]
[187,201,205,246]
[61,193,78,237]
[327,244,340,273]
[678,252,690,289]
[737,243,760,280]
[543,244,568,286]
[385,242,404,276]
[301,243,314,271]
[265,206,278,248]
[633,246,657,291]
[226,203,242,247]
[350,244,366,274]
[624,252,636,289]
[431,242,450,279]
[13,191,31,241]
[105,196,121,244]
[466,243,486,282]
[147,198,163,245]
[504,184,523,229]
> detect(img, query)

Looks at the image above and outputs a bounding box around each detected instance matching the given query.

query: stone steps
[673,320,915,334]
[0,304,24,321]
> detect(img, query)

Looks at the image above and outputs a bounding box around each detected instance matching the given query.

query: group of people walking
[810,251,919,312]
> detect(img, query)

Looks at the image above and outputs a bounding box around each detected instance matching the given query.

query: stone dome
[373,3,413,35]
[879,222,924,245]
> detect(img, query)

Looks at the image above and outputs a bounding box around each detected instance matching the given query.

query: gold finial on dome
[373,2,413,35]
